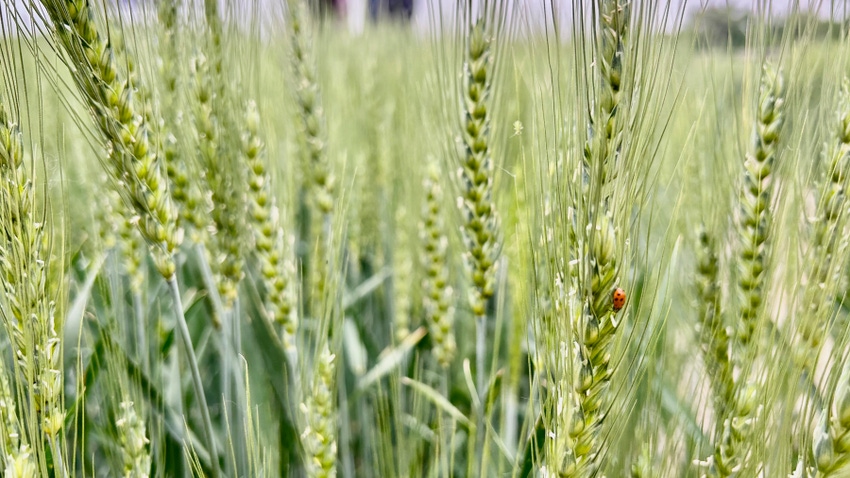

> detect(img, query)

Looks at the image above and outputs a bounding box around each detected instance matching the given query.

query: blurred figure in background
[316,0,346,18]
[369,0,414,21]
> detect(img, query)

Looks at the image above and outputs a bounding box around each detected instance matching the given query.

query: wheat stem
[167,277,221,478]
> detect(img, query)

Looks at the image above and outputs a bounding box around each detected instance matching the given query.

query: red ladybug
[612,288,626,311]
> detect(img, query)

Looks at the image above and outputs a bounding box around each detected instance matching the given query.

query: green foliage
[2,1,850,477]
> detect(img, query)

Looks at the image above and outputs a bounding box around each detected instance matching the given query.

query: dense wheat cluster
[0,0,850,476]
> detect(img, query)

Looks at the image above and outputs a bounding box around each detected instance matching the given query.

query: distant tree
[775,12,850,42]
[690,6,749,49]
[689,6,850,51]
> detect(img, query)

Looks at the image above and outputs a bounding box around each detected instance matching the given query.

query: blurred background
[9,0,847,36]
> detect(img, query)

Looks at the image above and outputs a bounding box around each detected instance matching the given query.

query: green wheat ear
[289,0,333,215]
[591,0,629,204]
[393,202,414,343]
[115,401,151,476]
[711,63,785,478]
[191,51,246,308]
[561,1,629,476]
[116,191,148,294]
[0,96,66,474]
[422,164,456,369]
[0,355,25,470]
[39,0,181,279]
[287,0,334,320]
[301,344,338,478]
[157,0,208,242]
[798,78,850,379]
[456,14,502,413]
[459,18,501,320]
[807,78,850,478]
[243,100,298,355]
[695,226,733,422]
[630,445,652,478]
[814,353,850,477]
[735,63,784,349]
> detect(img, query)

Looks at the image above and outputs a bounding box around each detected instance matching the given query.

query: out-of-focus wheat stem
[167,277,220,478]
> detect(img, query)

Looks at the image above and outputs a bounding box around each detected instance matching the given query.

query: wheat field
[0,0,849,477]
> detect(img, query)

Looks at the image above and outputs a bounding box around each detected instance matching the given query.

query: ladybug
[612,288,626,311]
